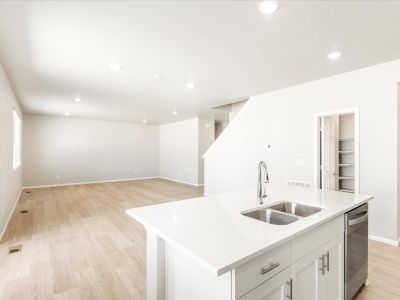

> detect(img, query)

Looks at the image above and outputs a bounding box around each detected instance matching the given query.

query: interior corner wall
[198,119,215,185]
[159,118,199,185]
[397,82,400,242]
[159,118,215,186]
[204,59,400,242]
[0,62,23,240]
[23,114,159,187]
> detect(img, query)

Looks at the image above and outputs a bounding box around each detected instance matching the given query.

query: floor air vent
[8,245,22,254]
[25,191,32,194]
[20,210,28,214]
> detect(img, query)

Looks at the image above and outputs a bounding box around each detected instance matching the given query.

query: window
[12,110,22,170]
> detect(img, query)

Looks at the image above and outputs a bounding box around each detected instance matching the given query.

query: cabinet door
[291,246,324,300]
[323,235,344,300]
[240,268,291,300]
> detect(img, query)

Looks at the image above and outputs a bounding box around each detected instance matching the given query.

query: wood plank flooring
[0,178,203,299]
[0,178,398,299]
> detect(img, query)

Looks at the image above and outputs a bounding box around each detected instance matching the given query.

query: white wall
[198,119,215,185]
[215,121,228,139]
[0,62,23,239]
[398,83,400,239]
[229,100,247,121]
[205,59,400,242]
[159,118,214,185]
[159,118,199,185]
[23,114,159,187]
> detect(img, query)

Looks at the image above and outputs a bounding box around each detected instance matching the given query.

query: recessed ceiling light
[186,82,195,89]
[109,63,123,72]
[259,1,279,14]
[327,51,342,60]
[153,74,163,79]
[64,111,70,116]
[172,110,178,115]
[73,96,81,102]
[142,119,147,124]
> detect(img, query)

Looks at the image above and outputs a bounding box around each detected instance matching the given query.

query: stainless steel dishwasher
[345,203,368,300]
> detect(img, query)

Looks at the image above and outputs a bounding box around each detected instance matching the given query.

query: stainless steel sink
[269,202,324,217]
[241,209,299,225]
[241,201,324,225]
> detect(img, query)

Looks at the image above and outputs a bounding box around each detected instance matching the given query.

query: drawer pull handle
[261,262,280,275]
[326,251,330,272]
[320,254,327,275]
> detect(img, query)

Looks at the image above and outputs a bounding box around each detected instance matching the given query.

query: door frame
[314,108,360,194]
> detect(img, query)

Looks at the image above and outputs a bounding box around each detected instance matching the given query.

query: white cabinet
[291,244,324,300]
[240,268,291,300]
[291,234,344,300]
[148,216,345,300]
[324,235,344,300]
[232,242,290,299]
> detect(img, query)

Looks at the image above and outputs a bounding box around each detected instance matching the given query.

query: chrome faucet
[257,161,269,205]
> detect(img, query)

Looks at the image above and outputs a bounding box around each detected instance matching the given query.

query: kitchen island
[126,184,372,300]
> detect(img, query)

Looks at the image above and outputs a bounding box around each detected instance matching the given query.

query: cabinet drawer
[291,215,344,263]
[232,242,290,299]
[239,267,291,300]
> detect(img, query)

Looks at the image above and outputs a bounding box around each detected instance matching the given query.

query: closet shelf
[339,176,355,180]
[339,138,354,141]
[339,151,354,154]
[339,189,355,193]
[339,163,354,167]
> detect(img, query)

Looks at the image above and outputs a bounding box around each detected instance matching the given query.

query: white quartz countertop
[126,184,372,276]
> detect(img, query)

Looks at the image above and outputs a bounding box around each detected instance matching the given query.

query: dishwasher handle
[348,212,368,226]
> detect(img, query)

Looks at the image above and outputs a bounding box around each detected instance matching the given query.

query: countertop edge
[126,195,373,276]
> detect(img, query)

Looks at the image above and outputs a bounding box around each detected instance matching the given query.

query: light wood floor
[0,178,203,299]
[0,178,398,300]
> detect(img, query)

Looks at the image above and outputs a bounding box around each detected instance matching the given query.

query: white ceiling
[0,1,400,124]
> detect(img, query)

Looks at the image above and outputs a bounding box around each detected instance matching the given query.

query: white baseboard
[368,234,400,247]
[0,188,23,242]
[158,176,203,187]
[23,176,159,189]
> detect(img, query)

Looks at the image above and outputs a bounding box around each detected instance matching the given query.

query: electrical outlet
[2,207,5,218]
[56,174,60,179]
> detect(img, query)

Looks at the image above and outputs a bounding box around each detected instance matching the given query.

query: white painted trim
[314,108,360,193]
[0,188,23,242]
[369,234,400,247]
[147,231,166,300]
[23,176,205,189]
[23,176,159,189]
[158,176,203,187]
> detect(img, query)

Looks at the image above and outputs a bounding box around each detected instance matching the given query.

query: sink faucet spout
[257,161,269,205]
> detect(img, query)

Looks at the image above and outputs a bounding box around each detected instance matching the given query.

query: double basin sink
[241,201,324,225]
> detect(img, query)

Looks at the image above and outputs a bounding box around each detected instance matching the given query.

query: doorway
[315,109,359,194]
